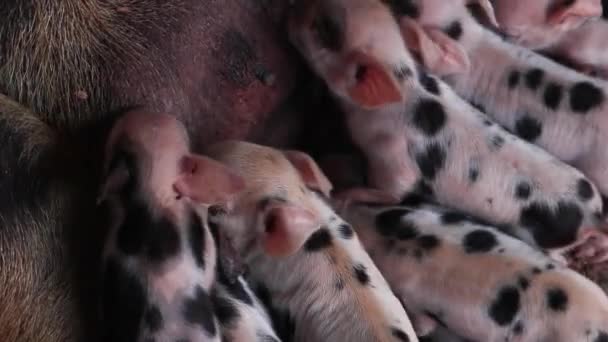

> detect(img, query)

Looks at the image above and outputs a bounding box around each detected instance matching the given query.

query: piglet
[205,140,419,342]
[287,0,604,263]
[491,0,602,49]
[394,0,608,268]
[98,111,246,342]
[338,199,608,342]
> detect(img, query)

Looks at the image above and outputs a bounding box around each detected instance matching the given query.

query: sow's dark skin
[0,0,310,341]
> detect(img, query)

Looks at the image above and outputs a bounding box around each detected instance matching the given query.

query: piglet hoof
[567,230,608,265]
[333,187,401,211]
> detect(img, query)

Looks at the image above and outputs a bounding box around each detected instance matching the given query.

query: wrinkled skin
[0,1,309,340]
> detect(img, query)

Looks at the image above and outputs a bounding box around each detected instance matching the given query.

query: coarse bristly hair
[0,0,187,131]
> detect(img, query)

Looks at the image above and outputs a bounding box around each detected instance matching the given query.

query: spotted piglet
[287,0,604,261]
[205,140,419,342]
[97,111,261,342]
[338,200,608,342]
[393,0,608,266]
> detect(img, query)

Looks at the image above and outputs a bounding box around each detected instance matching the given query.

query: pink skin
[339,201,608,341]
[398,0,608,272]
[99,111,247,342]
[288,0,605,271]
[542,19,608,79]
[491,0,603,49]
[205,141,419,342]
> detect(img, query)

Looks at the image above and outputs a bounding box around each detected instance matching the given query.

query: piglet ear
[283,150,333,197]
[547,0,602,26]
[466,0,499,27]
[173,154,246,205]
[262,205,319,257]
[400,18,470,76]
[333,51,403,108]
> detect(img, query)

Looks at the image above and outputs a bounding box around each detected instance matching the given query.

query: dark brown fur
[0,0,299,145]
[0,1,315,340]
[0,94,107,342]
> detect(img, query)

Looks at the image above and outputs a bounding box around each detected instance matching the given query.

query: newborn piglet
[338,200,608,342]
[491,0,602,49]
[393,0,608,267]
[206,140,418,342]
[287,0,604,264]
[98,111,246,342]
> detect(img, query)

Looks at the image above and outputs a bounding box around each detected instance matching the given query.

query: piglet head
[492,0,602,49]
[205,141,334,260]
[288,0,417,109]
[98,111,246,273]
[99,111,245,210]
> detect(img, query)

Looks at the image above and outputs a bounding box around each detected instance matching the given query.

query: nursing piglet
[394,0,608,265]
[98,111,273,342]
[287,0,604,260]
[206,140,418,342]
[339,200,608,342]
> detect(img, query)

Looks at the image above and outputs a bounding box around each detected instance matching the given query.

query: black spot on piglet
[543,83,563,110]
[416,143,447,180]
[339,224,354,239]
[463,230,498,253]
[412,99,447,136]
[577,179,594,201]
[525,68,544,91]
[546,287,569,312]
[520,201,583,248]
[419,72,441,95]
[144,305,163,333]
[384,0,420,18]
[392,328,411,341]
[445,21,463,40]
[417,235,440,251]
[146,217,181,264]
[375,209,410,232]
[508,71,520,89]
[353,264,370,285]
[441,211,470,225]
[188,210,206,269]
[183,286,217,335]
[304,228,333,252]
[515,115,542,142]
[488,286,520,326]
[570,81,604,113]
[102,258,147,342]
[211,290,240,326]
